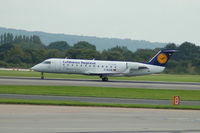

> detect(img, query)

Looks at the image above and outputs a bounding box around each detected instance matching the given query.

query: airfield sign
[172,96,180,105]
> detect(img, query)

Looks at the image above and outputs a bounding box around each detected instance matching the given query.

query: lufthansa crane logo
[157,53,168,64]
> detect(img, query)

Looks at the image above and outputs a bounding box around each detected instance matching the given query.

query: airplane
[31,49,176,81]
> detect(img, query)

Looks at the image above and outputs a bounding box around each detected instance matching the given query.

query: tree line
[0,33,42,45]
[0,33,200,74]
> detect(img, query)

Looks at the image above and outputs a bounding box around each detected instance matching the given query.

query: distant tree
[1,33,14,44]
[25,36,30,42]
[0,43,14,60]
[175,42,199,61]
[0,60,8,67]
[3,33,7,44]
[29,36,33,43]
[48,41,70,50]
[73,41,96,50]
[3,45,26,64]
[28,49,47,63]
[18,35,23,42]
[101,50,125,61]
[0,34,3,45]
[46,49,65,58]
[133,49,155,62]
[163,42,200,74]
[106,46,134,61]
[22,35,26,41]
[14,35,18,42]
[32,35,42,44]
[13,35,23,43]
[66,48,101,60]
[165,43,177,50]
[101,46,132,61]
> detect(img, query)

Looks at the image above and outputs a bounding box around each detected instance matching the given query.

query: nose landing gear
[41,72,44,79]
[100,75,108,81]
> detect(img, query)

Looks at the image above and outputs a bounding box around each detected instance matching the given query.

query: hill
[0,27,166,51]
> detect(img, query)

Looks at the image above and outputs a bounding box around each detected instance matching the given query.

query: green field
[0,99,199,110]
[0,70,200,82]
[0,85,200,101]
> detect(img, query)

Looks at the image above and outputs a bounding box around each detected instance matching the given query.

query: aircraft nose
[31,65,39,71]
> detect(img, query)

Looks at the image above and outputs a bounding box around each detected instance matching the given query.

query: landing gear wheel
[102,77,108,81]
[100,75,109,81]
[41,72,44,79]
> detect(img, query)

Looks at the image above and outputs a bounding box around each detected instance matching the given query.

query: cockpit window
[42,61,51,64]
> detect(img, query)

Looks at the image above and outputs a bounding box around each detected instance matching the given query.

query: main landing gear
[100,75,108,81]
[41,72,44,79]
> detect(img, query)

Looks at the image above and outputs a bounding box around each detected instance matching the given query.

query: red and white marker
[172,96,180,105]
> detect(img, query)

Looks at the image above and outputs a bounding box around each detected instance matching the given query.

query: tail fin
[148,49,176,66]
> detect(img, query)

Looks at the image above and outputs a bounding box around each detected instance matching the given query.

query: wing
[86,69,123,76]
[87,72,123,76]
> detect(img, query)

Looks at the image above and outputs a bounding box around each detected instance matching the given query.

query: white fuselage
[32,58,165,77]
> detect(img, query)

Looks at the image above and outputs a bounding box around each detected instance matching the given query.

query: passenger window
[93,65,95,67]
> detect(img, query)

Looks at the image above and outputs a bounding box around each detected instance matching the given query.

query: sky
[0,0,199,45]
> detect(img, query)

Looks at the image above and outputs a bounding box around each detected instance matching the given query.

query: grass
[0,85,200,101]
[0,98,199,110]
[0,70,200,82]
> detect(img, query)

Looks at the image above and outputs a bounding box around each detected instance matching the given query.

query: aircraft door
[124,62,131,74]
[120,62,129,74]
[52,60,61,72]
[126,62,128,69]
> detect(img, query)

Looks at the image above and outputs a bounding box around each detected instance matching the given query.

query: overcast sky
[0,0,199,45]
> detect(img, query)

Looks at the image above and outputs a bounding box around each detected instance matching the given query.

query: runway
[1,94,199,106]
[0,104,200,133]
[0,76,200,90]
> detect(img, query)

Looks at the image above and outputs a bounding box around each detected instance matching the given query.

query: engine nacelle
[128,62,149,72]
